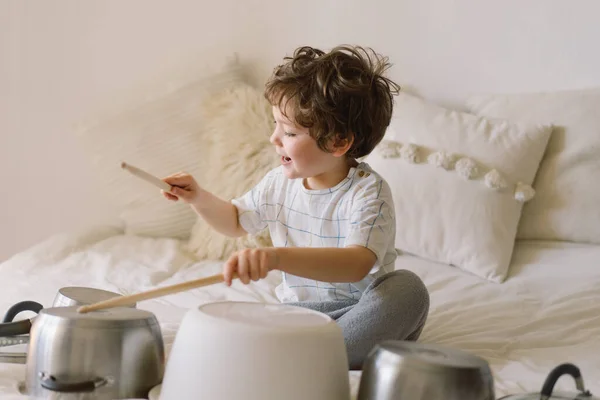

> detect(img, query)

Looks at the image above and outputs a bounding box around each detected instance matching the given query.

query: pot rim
[34,306,159,329]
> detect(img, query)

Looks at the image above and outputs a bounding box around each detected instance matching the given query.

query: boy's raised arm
[162,172,247,238]
[190,188,248,238]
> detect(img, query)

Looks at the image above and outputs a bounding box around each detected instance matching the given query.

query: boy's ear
[330,134,354,157]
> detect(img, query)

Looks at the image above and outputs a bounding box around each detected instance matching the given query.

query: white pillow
[187,83,279,260]
[366,92,552,283]
[466,87,600,244]
[74,57,244,239]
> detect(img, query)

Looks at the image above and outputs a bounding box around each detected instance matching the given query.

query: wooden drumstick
[121,162,172,192]
[77,273,238,313]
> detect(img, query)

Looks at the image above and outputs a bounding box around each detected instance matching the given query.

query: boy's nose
[269,131,280,146]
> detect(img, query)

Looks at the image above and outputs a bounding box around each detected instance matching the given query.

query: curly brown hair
[264,45,400,159]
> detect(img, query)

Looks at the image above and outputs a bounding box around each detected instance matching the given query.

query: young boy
[162,45,430,369]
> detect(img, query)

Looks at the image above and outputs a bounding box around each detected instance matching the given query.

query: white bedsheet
[1,225,599,399]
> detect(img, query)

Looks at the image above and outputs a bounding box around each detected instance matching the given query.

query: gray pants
[286,269,430,370]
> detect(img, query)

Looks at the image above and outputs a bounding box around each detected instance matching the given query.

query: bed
[3,5,600,397]
[1,225,599,399]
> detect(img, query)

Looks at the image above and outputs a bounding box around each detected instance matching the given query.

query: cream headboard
[1,0,599,259]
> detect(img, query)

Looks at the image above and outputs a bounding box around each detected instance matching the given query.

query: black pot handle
[40,373,109,393]
[540,363,592,400]
[2,301,43,323]
[0,319,32,337]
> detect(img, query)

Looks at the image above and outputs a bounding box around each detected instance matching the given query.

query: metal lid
[499,363,597,400]
[55,286,134,305]
[375,341,492,374]
[38,306,157,329]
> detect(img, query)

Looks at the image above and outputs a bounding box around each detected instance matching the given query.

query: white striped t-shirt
[231,162,397,302]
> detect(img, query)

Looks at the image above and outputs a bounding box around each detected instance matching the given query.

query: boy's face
[270,106,342,181]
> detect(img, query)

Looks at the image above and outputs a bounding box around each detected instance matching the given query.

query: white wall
[332,0,600,106]
[2,0,599,261]
[0,0,324,261]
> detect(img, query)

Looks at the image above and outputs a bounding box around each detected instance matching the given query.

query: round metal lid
[57,287,125,304]
[377,341,492,374]
[39,306,157,329]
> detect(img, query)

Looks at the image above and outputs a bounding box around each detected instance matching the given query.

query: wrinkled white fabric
[1,227,599,399]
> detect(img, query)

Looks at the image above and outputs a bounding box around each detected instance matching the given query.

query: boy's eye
[285,132,296,137]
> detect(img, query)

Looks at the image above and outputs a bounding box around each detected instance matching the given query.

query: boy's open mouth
[281,156,292,165]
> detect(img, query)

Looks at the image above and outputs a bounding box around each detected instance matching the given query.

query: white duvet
[1,225,599,399]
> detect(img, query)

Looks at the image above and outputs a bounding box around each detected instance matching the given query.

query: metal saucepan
[0,287,136,365]
[21,305,164,399]
[0,286,136,337]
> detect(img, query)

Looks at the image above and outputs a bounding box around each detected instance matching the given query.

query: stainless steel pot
[23,306,164,399]
[0,286,136,337]
[1,287,137,366]
[357,341,495,400]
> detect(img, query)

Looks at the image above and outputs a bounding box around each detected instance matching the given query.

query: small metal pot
[357,341,495,400]
[23,306,164,399]
[0,287,136,337]
[0,287,136,365]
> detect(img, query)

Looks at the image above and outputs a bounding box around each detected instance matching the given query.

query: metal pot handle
[0,319,32,337]
[0,300,43,337]
[540,363,592,400]
[39,372,110,393]
[3,301,43,323]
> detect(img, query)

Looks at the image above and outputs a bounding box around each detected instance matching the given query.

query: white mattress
[1,225,599,399]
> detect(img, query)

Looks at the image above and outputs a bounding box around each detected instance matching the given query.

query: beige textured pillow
[187,83,279,260]
[466,87,600,244]
[366,92,552,283]
[75,57,244,239]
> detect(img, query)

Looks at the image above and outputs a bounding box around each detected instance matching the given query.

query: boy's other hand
[223,248,279,286]
[161,172,202,204]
